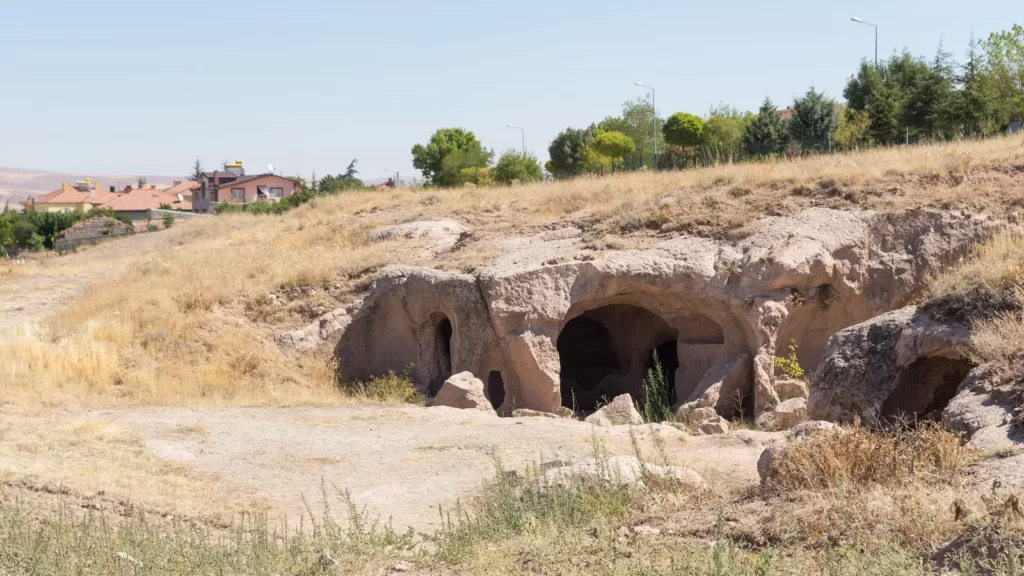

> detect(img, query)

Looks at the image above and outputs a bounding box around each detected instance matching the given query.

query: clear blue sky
[0,0,1017,181]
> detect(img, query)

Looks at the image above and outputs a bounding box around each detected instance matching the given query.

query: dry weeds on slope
[2,137,1024,409]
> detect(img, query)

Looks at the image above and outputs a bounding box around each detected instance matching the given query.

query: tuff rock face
[808,306,975,424]
[336,208,996,419]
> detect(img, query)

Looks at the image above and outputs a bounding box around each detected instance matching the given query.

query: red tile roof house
[193,161,302,213]
[101,182,197,229]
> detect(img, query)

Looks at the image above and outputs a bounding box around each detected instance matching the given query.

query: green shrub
[774,340,805,380]
[493,150,544,184]
[162,213,174,228]
[351,369,424,405]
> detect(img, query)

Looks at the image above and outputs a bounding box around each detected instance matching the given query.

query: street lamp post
[383,168,399,188]
[507,124,525,155]
[633,82,657,169]
[850,17,878,67]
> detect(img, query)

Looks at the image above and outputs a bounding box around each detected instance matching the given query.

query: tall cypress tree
[743,98,789,157]
[789,88,839,151]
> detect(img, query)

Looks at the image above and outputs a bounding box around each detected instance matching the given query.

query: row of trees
[410,128,544,187]
[0,206,133,255]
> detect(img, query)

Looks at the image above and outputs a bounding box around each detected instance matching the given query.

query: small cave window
[487,371,506,410]
[881,357,975,422]
[427,315,454,396]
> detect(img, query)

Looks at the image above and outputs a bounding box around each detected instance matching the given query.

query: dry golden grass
[767,423,977,491]
[0,416,246,520]
[2,136,1024,410]
[928,232,1024,363]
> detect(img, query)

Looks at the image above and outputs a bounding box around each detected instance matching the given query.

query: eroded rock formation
[336,208,996,419]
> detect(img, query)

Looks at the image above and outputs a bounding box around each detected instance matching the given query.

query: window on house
[231,188,244,200]
[256,185,268,199]
[270,187,283,198]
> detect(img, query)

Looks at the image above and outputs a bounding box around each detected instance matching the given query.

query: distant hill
[0,167,181,207]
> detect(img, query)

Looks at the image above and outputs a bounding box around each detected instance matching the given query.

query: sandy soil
[40,405,778,531]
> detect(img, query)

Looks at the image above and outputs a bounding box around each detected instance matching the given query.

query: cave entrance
[557,304,678,413]
[427,315,454,396]
[881,357,975,422]
[487,371,506,411]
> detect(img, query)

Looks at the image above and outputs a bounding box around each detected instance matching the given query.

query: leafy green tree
[188,158,204,181]
[743,98,789,157]
[0,214,14,255]
[832,104,871,149]
[958,34,1001,136]
[493,150,543,185]
[984,23,1024,125]
[700,103,750,149]
[922,43,961,138]
[547,126,597,178]
[662,112,704,148]
[789,88,839,151]
[343,159,360,181]
[598,97,665,170]
[593,131,636,170]
[438,146,494,187]
[411,128,491,187]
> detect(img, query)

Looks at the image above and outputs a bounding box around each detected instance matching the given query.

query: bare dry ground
[1,406,775,531]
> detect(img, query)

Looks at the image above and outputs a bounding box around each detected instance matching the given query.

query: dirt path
[0,268,105,330]
[87,406,777,531]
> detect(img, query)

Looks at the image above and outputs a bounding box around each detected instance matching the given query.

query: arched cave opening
[427,315,454,396]
[557,304,679,413]
[487,371,506,411]
[881,357,975,422]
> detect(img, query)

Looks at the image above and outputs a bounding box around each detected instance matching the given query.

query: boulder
[774,378,809,401]
[790,420,838,440]
[585,394,644,427]
[681,354,751,416]
[756,398,808,431]
[942,359,1023,451]
[699,417,730,435]
[688,407,719,428]
[433,372,493,411]
[757,440,785,484]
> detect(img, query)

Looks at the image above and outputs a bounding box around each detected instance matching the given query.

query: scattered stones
[433,372,494,411]
[585,394,644,427]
